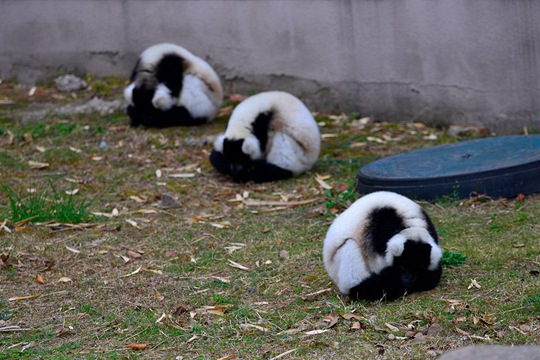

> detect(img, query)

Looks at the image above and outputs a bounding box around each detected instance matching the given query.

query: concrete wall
[1,0,539,134]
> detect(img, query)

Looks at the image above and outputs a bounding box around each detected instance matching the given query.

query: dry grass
[0,79,539,359]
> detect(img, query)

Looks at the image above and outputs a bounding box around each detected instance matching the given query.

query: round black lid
[356,135,540,200]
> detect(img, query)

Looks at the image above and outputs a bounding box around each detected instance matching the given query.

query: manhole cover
[356,135,540,200]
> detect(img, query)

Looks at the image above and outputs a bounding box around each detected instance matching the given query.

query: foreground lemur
[323,191,443,301]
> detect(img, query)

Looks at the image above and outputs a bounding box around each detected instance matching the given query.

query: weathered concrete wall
[1,0,539,134]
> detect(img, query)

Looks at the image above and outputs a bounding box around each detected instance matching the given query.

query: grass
[0,78,539,359]
[3,181,94,224]
[441,251,467,268]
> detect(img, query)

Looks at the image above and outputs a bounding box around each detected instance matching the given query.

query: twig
[243,198,322,207]
[0,326,32,332]
[270,349,298,360]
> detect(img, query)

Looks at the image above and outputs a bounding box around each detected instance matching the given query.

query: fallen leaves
[65,246,81,254]
[125,219,140,229]
[240,323,269,332]
[279,249,289,260]
[28,160,49,169]
[468,278,482,289]
[36,274,44,284]
[126,343,148,350]
[227,259,250,271]
[0,325,32,333]
[314,174,332,190]
[8,294,41,302]
[302,288,332,300]
[0,219,11,234]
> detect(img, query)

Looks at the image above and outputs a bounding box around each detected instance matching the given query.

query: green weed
[324,180,357,215]
[441,250,467,268]
[3,181,94,224]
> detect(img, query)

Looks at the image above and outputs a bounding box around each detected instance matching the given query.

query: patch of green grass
[1,79,539,358]
[85,74,128,98]
[0,151,26,170]
[324,180,357,215]
[524,293,540,312]
[41,147,82,164]
[441,251,466,268]
[0,300,11,321]
[3,181,94,224]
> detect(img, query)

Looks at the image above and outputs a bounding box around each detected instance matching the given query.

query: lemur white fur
[213,91,320,175]
[323,191,443,296]
[124,43,223,122]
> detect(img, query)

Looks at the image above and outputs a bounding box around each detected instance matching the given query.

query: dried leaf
[349,142,367,148]
[143,268,162,275]
[212,276,230,283]
[125,219,140,229]
[207,309,225,316]
[303,329,329,336]
[367,136,385,143]
[227,259,250,271]
[164,250,179,258]
[323,313,339,328]
[36,274,44,284]
[342,312,364,321]
[155,313,166,323]
[0,326,31,333]
[186,335,199,343]
[173,305,189,315]
[269,349,298,360]
[28,160,49,169]
[468,278,481,289]
[243,198,320,207]
[130,195,147,203]
[314,175,332,190]
[126,343,148,350]
[58,277,72,283]
[224,243,245,254]
[210,221,232,228]
[240,323,269,332]
[216,355,235,360]
[279,250,290,260]
[455,327,470,336]
[8,294,40,302]
[121,266,142,278]
[91,211,113,218]
[0,219,11,234]
[127,250,142,259]
[65,246,80,254]
[302,288,331,299]
[385,323,400,332]
[169,173,195,178]
[65,177,84,184]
